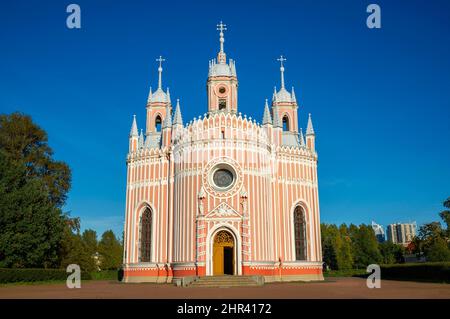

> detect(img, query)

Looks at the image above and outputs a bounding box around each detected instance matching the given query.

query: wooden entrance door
[213,230,234,275]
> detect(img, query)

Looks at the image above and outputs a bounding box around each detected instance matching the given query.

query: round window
[213,169,234,188]
[210,164,236,191]
[218,86,226,94]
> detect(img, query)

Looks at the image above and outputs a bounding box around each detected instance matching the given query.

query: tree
[337,224,354,270]
[59,219,97,272]
[98,230,123,270]
[82,229,98,257]
[321,224,338,270]
[379,241,404,264]
[0,113,71,207]
[426,237,450,262]
[439,196,450,237]
[349,224,382,268]
[0,152,65,268]
[320,223,354,270]
[414,198,450,262]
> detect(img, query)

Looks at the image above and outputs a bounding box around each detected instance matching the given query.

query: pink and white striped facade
[122,24,323,283]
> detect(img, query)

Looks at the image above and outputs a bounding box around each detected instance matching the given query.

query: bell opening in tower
[218,99,227,111]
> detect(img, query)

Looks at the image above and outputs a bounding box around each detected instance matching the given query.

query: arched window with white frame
[139,208,152,262]
[294,205,307,261]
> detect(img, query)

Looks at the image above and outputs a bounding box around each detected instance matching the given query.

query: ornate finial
[299,128,305,146]
[291,86,296,102]
[130,114,138,137]
[217,21,227,53]
[306,113,315,135]
[277,55,287,89]
[156,55,165,89]
[173,98,183,126]
[263,99,272,125]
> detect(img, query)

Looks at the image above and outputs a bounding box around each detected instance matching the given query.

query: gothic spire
[306,113,315,135]
[156,55,165,90]
[167,87,171,104]
[272,86,277,103]
[291,86,297,103]
[130,114,138,137]
[173,99,183,126]
[147,86,153,104]
[262,99,272,125]
[138,129,144,147]
[272,106,282,128]
[299,128,305,146]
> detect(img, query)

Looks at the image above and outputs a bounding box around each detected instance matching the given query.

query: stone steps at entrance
[188,275,264,288]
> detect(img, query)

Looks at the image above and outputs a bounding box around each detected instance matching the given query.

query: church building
[122,22,323,283]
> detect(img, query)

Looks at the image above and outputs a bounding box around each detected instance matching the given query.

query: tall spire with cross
[217,21,227,64]
[156,55,165,89]
[277,55,287,89]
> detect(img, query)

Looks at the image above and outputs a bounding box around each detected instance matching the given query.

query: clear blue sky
[1,0,449,237]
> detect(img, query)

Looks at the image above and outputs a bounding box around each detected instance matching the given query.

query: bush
[380,262,450,283]
[323,269,368,277]
[0,268,92,283]
[89,270,119,281]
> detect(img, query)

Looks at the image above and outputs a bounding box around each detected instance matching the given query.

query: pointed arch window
[139,208,152,262]
[283,115,290,131]
[155,115,162,132]
[294,206,307,261]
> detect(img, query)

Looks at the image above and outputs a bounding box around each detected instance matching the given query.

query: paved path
[1,277,449,299]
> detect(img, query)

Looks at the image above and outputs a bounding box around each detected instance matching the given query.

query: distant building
[386,222,417,246]
[371,221,385,243]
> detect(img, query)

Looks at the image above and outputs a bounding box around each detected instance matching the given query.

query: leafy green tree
[337,224,354,270]
[349,224,382,268]
[413,198,450,262]
[0,113,71,207]
[321,224,338,270]
[0,152,65,268]
[82,229,98,257]
[439,197,450,237]
[59,219,97,272]
[379,241,404,264]
[98,230,123,270]
[426,237,450,262]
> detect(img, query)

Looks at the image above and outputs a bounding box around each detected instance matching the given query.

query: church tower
[207,21,238,114]
[146,56,172,137]
[272,56,299,133]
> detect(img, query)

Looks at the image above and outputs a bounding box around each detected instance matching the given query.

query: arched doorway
[213,230,235,275]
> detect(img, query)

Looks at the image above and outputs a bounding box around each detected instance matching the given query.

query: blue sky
[1,0,449,237]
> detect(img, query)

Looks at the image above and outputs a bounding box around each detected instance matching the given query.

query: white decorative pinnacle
[306,113,315,135]
[299,128,305,146]
[156,55,165,89]
[277,55,287,89]
[130,114,138,137]
[166,87,171,104]
[217,21,227,53]
[272,106,282,128]
[291,86,297,103]
[138,129,144,147]
[262,99,272,125]
[173,98,183,126]
[272,86,277,103]
[147,86,153,103]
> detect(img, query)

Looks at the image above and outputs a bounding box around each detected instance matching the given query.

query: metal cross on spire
[277,55,287,89]
[156,55,165,89]
[217,21,227,53]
